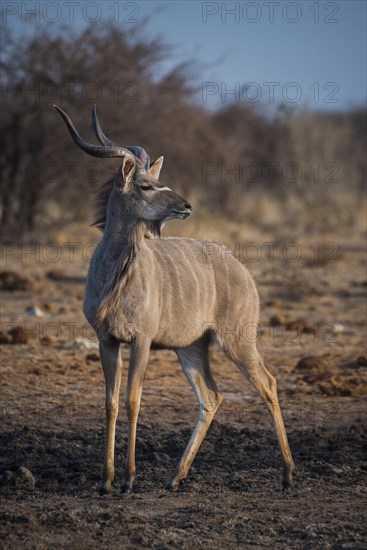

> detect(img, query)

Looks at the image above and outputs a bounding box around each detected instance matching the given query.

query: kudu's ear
[121,155,136,186]
[149,156,164,180]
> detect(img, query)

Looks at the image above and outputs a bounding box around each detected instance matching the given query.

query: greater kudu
[54,105,295,494]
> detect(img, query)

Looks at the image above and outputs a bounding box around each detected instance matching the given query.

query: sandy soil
[1,229,366,549]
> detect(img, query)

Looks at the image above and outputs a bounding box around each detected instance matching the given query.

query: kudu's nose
[184,202,192,211]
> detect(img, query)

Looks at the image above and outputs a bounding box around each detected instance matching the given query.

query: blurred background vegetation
[0,21,365,242]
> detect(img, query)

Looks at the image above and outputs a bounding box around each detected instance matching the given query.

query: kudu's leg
[168,341,222,490]
[122,338,150,494]
[99,338,122,495]
[226,343,294,489]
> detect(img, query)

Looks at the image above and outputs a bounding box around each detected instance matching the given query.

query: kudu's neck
[102,187,146,262]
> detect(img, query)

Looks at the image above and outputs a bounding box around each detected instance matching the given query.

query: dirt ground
[0,226,366,549]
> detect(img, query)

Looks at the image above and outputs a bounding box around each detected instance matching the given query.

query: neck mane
[94,185,156,326]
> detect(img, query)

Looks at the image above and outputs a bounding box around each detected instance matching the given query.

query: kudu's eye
[140,184,154,191]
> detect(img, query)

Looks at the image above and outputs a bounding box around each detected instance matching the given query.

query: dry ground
[0,224,366,549]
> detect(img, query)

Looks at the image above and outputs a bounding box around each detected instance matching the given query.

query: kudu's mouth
[170,205,192,219]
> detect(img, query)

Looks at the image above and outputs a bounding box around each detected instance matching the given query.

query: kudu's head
[54,105,192,235]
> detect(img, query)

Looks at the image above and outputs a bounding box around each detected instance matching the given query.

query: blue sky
[4,0,366,112]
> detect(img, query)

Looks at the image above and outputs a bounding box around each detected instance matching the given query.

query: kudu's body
[55,105,295,494]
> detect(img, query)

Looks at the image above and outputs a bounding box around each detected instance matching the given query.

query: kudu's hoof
[99,481,112,495]
[282,478,292,491]
[167,478,182,491]
[121,483,134,495]
[282,465,295,490]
